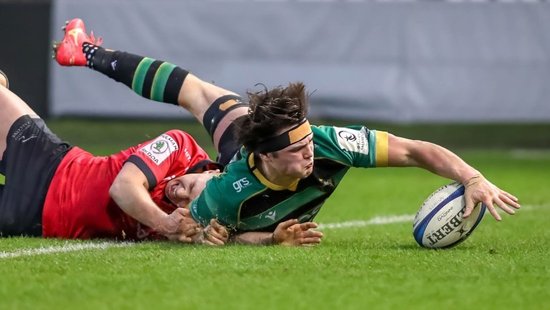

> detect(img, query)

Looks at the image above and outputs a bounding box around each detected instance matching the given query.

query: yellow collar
[247,153,300,191]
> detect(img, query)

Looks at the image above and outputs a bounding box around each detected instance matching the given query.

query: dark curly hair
[234,82,309,153]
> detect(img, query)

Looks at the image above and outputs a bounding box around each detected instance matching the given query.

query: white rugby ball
[413,182,486,249]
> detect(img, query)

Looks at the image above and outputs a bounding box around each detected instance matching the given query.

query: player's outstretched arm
[230,219,323,246]
[110,162,201,242]
[386,134,520,221]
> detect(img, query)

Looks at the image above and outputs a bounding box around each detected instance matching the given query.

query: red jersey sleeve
[126,130,211,189]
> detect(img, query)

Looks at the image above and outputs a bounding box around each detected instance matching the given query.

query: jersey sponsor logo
[18,135,38,143]
[140,134,179,165]
[232,177,250,193]
[10,120,32,140]
[338,130,357,142]
[335,127,369,155]
[265,210,277,221]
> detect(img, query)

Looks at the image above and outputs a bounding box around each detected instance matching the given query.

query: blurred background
[1,0,549,150]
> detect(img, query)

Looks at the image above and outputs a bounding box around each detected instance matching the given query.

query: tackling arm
[109,162,200,242]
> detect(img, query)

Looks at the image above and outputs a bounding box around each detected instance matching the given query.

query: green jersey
[190,125,389,232]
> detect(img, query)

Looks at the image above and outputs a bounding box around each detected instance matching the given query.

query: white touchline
[318,214,414,230]
[0,205,543,259]
[317,204,542,230]
[0,241,134,260]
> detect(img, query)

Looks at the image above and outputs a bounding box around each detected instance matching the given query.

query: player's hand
[272,219,323,246]
[193,219,229,246]
[463,175,520,221]
[161,208,201,243]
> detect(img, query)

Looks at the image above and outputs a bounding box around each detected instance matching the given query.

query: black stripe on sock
[141,60,163,99]
[163,67,189,105]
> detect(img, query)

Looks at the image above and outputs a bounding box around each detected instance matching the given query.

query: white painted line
[0,205,544,259]
[318,214,414,230]
[509,149,550,159]
[0,241,134,260]
[318,204,543,230]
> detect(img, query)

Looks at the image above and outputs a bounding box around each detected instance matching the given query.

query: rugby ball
[413,182,486,249]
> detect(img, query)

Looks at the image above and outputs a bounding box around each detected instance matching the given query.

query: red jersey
[42,130,212,240]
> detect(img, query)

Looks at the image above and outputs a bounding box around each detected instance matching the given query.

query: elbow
[109,178,124,203]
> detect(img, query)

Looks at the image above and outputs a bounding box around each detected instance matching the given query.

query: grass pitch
[0,120,549,309]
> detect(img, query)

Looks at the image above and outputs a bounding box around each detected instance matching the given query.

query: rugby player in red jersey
[0,69,226,243]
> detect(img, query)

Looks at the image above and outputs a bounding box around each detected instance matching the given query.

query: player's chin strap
[254,119,312,153]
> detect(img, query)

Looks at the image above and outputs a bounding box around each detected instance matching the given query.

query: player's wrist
[267,232,278,245]
[155,213,176,235]
[464,174,484,188]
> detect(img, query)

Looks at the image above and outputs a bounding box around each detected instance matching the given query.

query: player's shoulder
[312,123,367,134]
[161,129,190,139]
[157,129,202,146]
[311,124,369,143]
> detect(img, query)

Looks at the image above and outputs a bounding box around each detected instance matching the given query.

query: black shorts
[0,115,71,237]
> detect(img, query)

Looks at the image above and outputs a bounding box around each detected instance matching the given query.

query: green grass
[1,119,549,309]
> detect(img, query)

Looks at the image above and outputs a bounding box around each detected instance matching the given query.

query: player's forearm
[410,140,480,184]
[230,231,274,245]
[109,178,166,230]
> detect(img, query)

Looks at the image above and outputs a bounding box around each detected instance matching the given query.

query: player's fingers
[308,230,324,238]
[484,199,502,221]
[206,227,227,243]
[202,237,224,246]
[208,230,227,243]
[500,192,521,209]
[299,222,318,230]
[300,229,323,237]
[180,208,191,216]
[210,219,229,238]
[206,235,225,246]
[298,230,323,242]
[186,223,200,231]
[494,197,516,215]
[182,227,200,238]
[501,190,519,203]
[463,195,476,218]
[300,237,322,245]
[176,234,193,243]
[280,219,299,229]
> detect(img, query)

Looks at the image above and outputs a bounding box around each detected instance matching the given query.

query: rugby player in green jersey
[55,19,521,245]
